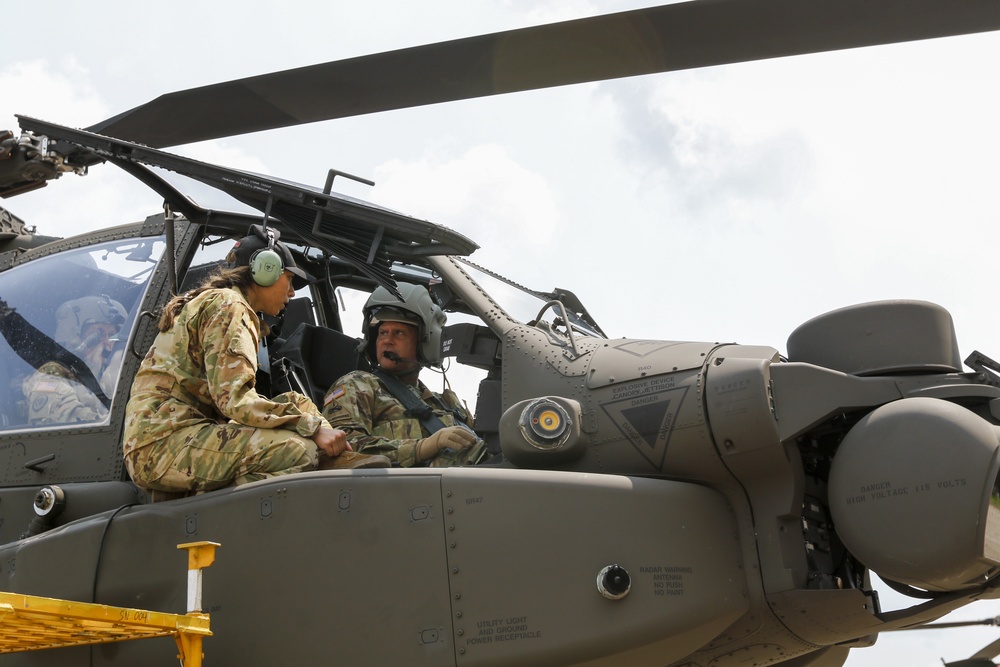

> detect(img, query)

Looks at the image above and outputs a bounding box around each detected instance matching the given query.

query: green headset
[250,228,284,287]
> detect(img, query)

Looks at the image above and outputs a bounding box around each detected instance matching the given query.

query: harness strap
[372,369,450,435]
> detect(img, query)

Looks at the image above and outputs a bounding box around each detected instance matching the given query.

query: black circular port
[597,564,631,600]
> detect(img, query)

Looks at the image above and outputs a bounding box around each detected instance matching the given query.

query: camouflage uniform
[322,370,486,467]
[124,287,329,492]
[22,361,108,426]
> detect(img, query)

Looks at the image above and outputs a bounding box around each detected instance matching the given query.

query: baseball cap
[230,225,315,290]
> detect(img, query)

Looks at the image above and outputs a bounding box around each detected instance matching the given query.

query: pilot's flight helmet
[363,283,447,366]
[54,295,127,346]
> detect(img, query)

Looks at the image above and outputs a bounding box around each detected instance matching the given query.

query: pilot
[123,224,351,495]
[322,283,487,467]
[22,295,127,426]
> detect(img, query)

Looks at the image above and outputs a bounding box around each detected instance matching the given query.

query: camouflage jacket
[22,361,108,426]
[322,370,482,467]
[124,287,329,456]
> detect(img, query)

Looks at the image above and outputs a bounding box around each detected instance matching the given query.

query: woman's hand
[312,426,352,457]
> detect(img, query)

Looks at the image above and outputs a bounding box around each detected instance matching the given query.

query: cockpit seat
[273,324,369,407]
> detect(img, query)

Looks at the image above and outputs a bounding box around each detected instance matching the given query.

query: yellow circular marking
[538,409,561,431]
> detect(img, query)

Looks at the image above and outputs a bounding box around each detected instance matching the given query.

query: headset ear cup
[250,248,283,286]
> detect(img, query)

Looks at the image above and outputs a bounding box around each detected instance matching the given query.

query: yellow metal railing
[0,541,218,666]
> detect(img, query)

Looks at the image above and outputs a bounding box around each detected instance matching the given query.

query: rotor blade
[87,0,1000,148]
[909,617,1000,631]
[971,636,1000,661]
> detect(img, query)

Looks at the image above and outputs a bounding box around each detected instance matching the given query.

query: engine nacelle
[828,397,1000,591]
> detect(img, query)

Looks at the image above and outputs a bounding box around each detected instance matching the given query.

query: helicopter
[1,1,1000,665]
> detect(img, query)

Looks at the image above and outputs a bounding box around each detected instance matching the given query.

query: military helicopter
[1,1,1000,665]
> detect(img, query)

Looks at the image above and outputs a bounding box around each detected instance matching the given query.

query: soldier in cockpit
[22,295,126,426]
[322,283,488,467]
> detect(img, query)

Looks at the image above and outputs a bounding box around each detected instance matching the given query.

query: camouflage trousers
[126,422,319,493]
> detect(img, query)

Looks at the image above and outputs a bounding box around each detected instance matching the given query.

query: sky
[3,1,1000,664]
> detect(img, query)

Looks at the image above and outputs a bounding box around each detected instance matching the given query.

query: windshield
[0,236,166,430]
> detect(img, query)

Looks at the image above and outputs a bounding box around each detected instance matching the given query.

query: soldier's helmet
[363,283,447,366]
[54,295,127,349]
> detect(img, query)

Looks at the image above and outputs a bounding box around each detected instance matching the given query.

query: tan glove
[416,426,478,462]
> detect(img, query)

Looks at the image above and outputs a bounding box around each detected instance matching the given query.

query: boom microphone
[382,350,421,365]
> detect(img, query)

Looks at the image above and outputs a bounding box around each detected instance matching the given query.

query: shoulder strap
[372,369,449,435]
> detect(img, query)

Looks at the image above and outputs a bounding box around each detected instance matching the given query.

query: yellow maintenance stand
[0,541,218,666]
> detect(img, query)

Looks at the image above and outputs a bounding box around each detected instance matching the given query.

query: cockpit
[0,236,166,430]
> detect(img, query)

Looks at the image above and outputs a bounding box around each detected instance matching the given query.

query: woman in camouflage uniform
[124,226,350,493]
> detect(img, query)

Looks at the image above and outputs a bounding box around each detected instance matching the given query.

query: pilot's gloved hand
[416,426,477,462]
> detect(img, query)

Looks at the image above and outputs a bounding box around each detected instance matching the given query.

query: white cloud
[605,78,812,227]
[0,59,151,237]
[371,144,562,266]
[1,59,281,235]
[0,58,108,130]
[521,0,601,24]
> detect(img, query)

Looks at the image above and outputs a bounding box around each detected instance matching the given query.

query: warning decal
[600,384,689,469]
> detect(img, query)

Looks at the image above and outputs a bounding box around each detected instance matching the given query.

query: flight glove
[416,426,478,462]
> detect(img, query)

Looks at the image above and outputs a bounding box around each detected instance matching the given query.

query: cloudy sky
[3,1,1000,664]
